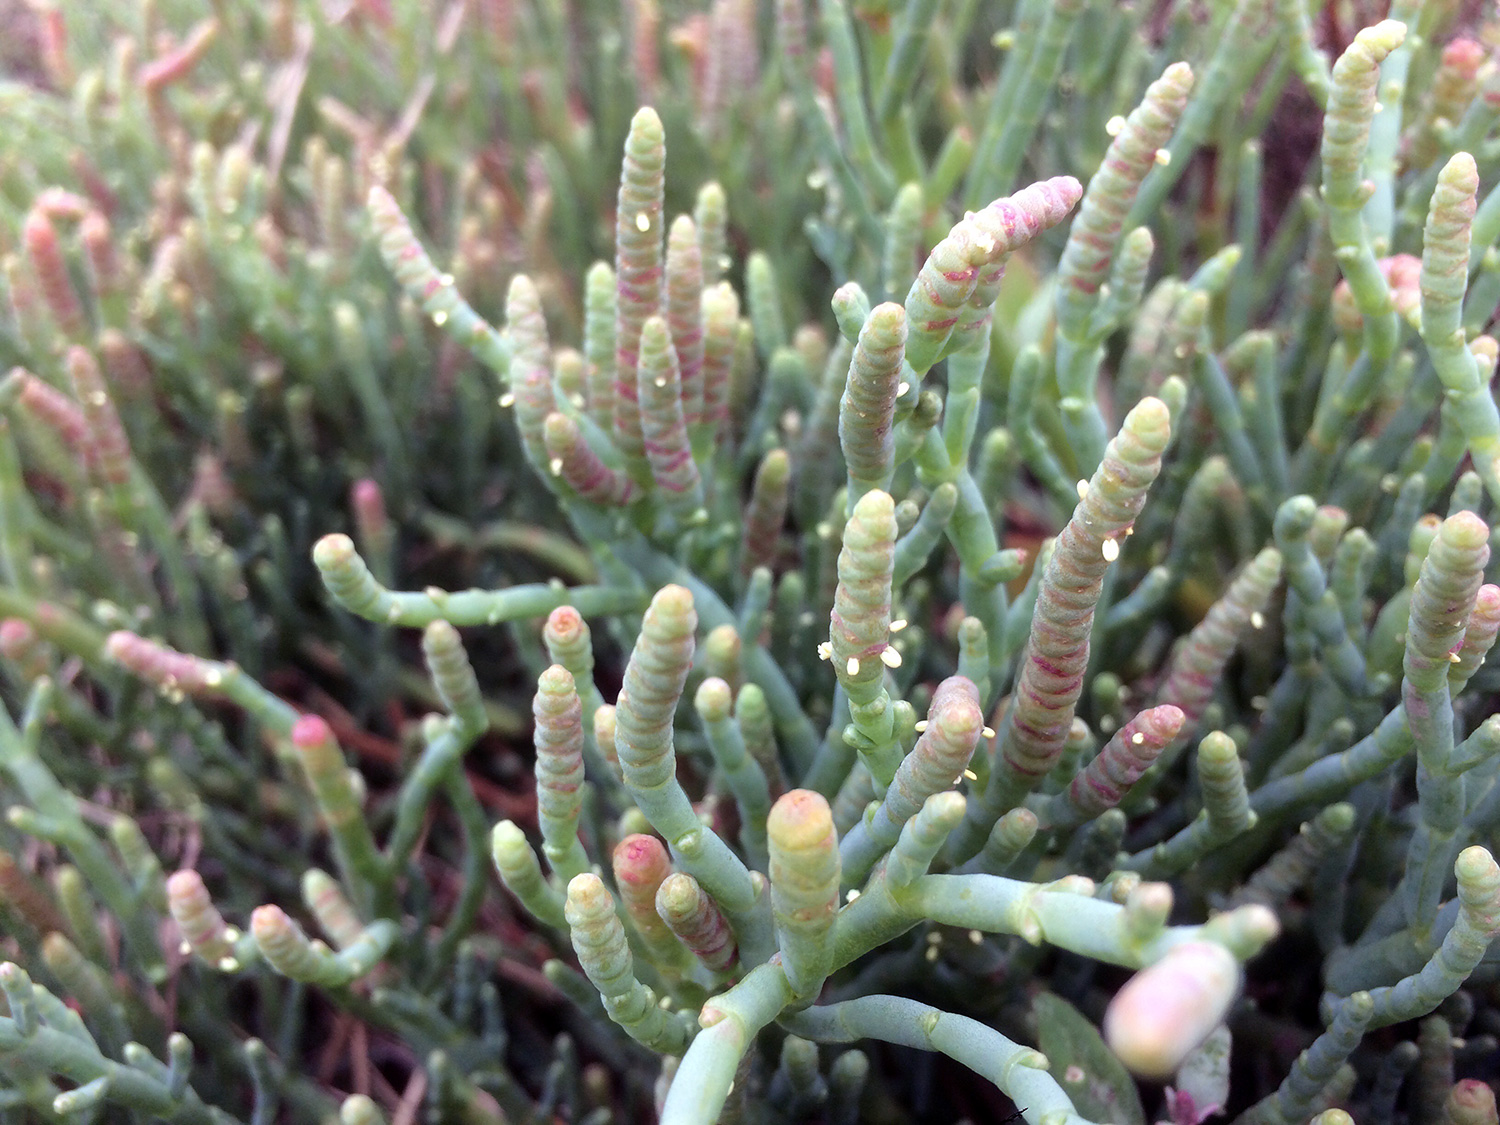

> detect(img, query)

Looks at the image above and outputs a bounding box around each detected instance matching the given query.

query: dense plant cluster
[4,1,1500,1123]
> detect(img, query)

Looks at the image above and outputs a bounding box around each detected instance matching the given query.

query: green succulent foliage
[4,1,1500,1124]
[1034,992,1147,1125]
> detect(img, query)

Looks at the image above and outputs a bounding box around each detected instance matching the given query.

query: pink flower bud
[1104,942,1241,1078]
[351,479,387,537]
[23,209,84,336]
[167,870,235,963]
[1447,1078,1498,1125]
[14,370,90,456]
[140,19,220,92]
[34,189,90,221]
[292,715,340,768]
[105,632,221,695]
[613,834,676,934]
[1331,254,1421,334]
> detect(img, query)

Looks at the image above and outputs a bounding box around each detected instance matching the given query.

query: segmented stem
[614,108,667,467]
[612,833,689,967]
[768,789,840,998]
[839,304,906,506]
[656,873,737,972]
[566,873,693,1052]
[583,261,618,431]
[504,274,558,473]
[970,398,1170,847]
[544,413,636,505]
[534,665,590,884]
[841,677,983,883]
[1041,704,1185,830]
[666,216,706,428]
[638,316,703,508]
[1056,62,1193,345]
